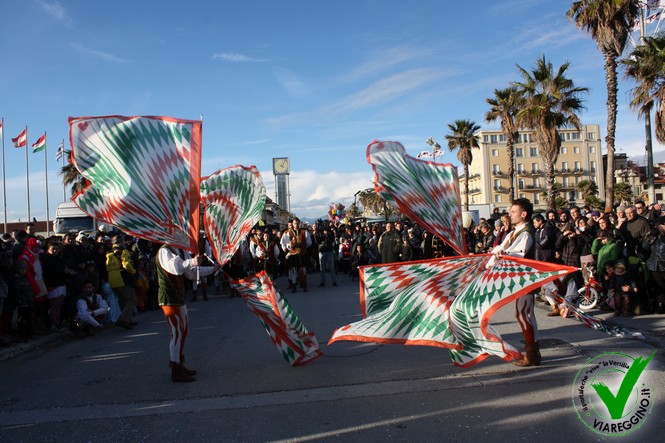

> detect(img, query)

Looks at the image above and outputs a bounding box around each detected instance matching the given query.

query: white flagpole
[44,133,50,236]
[1,117,6,232]
[25,126,30,222]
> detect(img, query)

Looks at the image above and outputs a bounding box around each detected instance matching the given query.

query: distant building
[462,124,604,210]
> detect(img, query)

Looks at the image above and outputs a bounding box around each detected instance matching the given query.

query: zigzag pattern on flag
[229,271,323,366]
[201,165,266,266]
[69,115,202,252]
[330,255,577,367]
[366,140,466,255]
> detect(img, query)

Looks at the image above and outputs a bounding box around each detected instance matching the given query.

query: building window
[490,134,498,143]
[590,161,596,172]
[519,179,525,189]
[484,135,489,143]
[534,193,540,204]
[531,162,538,172]
[560,146,567,155]
[492,149,499,157]
[563,177,569,187]
[495,194,502,203]
[499,134,506,142]
[573,146,580,154]
[589,146,595,154]
[534,178,540,187]
[562,161,569,172]
[574,161,581,171]
[530,147,538,157]
[516,148,524,157]
[494,179,501,188]
[588,132,596,140]
[572,132,580,140]
[493,164,500,173]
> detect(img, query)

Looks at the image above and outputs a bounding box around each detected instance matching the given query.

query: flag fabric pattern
[32,133,46,153]
[201,165,266,266]
[229,271,323,366]
[12,129,27,148]
[69,115,202,252]
[366,140,466,255]
[329,255,577,367]
[55,141,65,161]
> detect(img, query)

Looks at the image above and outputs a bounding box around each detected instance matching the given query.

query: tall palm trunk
[604,54,619,212]
[506,137,515,200]
[463,163,470,211]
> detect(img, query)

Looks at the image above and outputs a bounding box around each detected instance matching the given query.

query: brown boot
[547,305,560,317]
[170,362,195,382]
[179,355,197,376]
[513,342,541,367]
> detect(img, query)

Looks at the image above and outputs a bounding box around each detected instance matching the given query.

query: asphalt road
[1,272,664,442]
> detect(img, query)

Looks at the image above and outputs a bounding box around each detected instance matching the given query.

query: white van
[54,201,97,235]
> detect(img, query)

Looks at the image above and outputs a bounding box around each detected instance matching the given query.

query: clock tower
[272,157,290,212]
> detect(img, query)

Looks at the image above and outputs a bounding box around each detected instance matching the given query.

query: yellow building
[464,124,605,210]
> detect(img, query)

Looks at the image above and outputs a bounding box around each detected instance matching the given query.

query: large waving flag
[229,271,322,366]
[69,115,202,252]
[366,140,466,254]
[329,255,577,367]
[12,129,27,148]
[201,165,266,266]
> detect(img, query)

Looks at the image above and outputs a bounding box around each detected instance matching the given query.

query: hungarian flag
[32,133,46,153]
[12,129,27,148]
[69,115,202,253]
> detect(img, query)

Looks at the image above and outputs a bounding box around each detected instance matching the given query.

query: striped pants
[515,294,537,346]
[161,305,189,363]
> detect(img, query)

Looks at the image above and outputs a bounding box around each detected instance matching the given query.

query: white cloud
[273,67,310,97]
[211,52,270,63]
[263,169,374,219]
[70,42,130,63]
[34,0,69,23]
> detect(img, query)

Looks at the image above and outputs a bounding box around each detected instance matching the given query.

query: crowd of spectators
[2,200,664,347]
[470,201,665,317]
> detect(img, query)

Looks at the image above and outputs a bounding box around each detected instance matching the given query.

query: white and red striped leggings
[161,305,189,363]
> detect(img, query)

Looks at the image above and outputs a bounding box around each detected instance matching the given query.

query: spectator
[378,222,402,263]
[106,238,137,329]
[41,240,70,332]
[611,261,638,317]
[314,224,337,287]
[350,244,370,281]
[73,279,109,336]
[533,214,557,263]
[643,218,665,314]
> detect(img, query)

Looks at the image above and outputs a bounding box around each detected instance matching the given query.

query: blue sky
[1,0,664,223]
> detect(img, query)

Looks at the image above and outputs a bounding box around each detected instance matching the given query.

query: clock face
[274,158,289,174]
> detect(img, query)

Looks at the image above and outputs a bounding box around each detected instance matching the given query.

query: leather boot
[170,362,195,382]
[513,342,541,367]
[547,305,560,317]
[180,355,197,376]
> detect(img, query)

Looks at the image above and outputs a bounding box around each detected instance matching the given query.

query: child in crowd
[12,261,34,341]
[611,261,638,316]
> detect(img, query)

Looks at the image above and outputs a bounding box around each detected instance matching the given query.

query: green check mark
[591,351,656,419]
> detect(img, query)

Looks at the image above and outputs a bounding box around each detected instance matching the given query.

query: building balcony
[530,169,542,176]
[517,170,528,176]
[493,186,510,193]
[492,170,505,177]
[560,168,572,174]
[573,168,584,174]
[469,188,481,195]
[469,173,481,179]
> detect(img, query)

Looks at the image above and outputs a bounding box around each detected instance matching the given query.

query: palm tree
[357,188,396,221]
[614,182,634,205]
[445,119,480,211]
[514,56,588,211]
[576,179,599,200]
[485,86,523,200]
[567,0,641,212]
[622,32,665,202]
[59,150,88,196]
[346,203,362,220]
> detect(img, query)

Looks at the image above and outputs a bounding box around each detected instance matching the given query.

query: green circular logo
[572,351,655,436]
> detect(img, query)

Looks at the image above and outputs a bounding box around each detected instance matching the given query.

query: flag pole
[25,126,30,222]
[1,117,6,232]
[44,133,50,237]
[61,139,66,201]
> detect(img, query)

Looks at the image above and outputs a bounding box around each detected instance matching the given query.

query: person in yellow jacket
[106,237,137,329]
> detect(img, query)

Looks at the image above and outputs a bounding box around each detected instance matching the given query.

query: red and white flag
[12,129,27,148]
